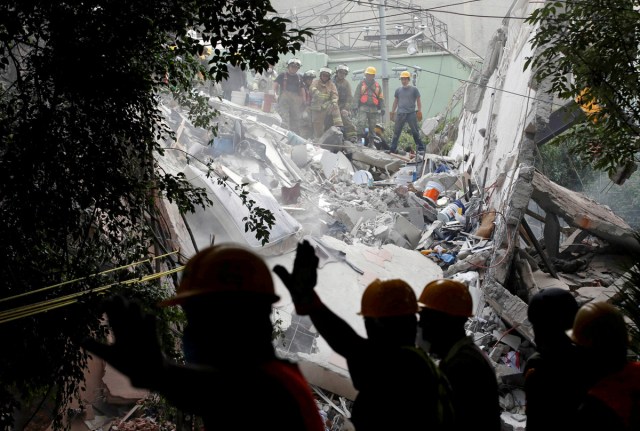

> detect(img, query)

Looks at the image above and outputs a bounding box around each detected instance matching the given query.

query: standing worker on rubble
[274,240,456,431]
[569,301,640,431]
[388,71,425,156]
[273,58,305,134]
[354,67,384,147]
[524,288,584,431]
[299,70,317,139]
[310,67,343,139]
[84,244,325,431]
[418,279,501,431]
[332,64,357,142]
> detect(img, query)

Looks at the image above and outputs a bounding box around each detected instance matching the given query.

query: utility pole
[378,0,389,123]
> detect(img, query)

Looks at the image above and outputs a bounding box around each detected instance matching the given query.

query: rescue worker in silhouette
[332,64,357,142]
[84,244,325,431]
[300,70,317,139]
[354,67,384,147]
[418,279,501,431]
[388,71,425,155]
[310,67,343,139]
[274,240,456,431]
[273,58,305,134]
[524,288,584,431]
[569,301,640,431]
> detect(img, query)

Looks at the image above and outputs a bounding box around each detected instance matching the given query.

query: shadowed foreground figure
[569,301,640,431]
[84,244,324,431]
[274,240,455,431]
[418,279,501,431]
[524,288,583,431]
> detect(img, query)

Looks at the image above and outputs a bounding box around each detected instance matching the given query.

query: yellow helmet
[359,279,418,318]
[400,71,411,79]
[365,66,377,75]
[418,279,473,317]
[159,244,279,307]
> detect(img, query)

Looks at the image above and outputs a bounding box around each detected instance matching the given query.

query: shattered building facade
[73,0,639,429]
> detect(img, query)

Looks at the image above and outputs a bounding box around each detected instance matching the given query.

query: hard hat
[159,244,279,307]
[287,58,302,67]
[336,64,349,73]
[400,71,411,79]
[567,302,628,351]
[365,66,377,75]
[374,123,385,132]
[358,279,418,318]
[319,67,332,76]
[418,279,473,317]
[303,70,317,79]
[528,288,578,330]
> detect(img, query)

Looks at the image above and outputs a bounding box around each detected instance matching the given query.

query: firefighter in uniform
[310,67,343,139]
[273,58,305,134]
[354,66,385,146]
[332,64,357,142]
[300,70,316,139]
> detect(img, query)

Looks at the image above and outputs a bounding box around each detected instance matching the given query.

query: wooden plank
[521,217,559,279]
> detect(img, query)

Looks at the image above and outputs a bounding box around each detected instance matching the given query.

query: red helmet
[159,244,279,306]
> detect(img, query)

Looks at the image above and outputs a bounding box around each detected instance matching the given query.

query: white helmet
[336,64,349,73]
[319,67,332,75]
[303,70,317,79]
[287,58,302,67]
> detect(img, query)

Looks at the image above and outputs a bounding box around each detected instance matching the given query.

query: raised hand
[273,240,319,306]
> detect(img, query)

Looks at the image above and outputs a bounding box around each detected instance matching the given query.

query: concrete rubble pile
[87,2,640,425]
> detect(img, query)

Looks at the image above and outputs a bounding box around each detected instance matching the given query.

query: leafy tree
[525,0,640,174]
[0,1,308,428]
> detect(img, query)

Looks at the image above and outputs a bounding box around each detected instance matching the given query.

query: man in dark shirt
[273,58,305,134]
[389,71,424,155]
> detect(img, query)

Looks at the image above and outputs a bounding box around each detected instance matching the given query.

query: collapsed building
[76,0,639,429]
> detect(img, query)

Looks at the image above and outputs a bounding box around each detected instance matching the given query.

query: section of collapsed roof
[141,0,639,427]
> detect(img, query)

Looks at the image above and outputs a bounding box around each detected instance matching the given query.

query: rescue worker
[274,240,456,431]
[524,288,584,431]
[354,67,384,147]
[310,67,343,139]
[388,71,425,155]
[371,123,390,151]
[418,279,501,431]
[300,70,317,139]
[273,58,305,134]
[332,64,357,142]
[84,244,325,431]
[220,60,247,101]
[569,302,640,431]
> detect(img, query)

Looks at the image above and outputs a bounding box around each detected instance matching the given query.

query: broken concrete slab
[531,170,640,252]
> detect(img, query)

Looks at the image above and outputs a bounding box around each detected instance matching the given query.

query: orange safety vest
[359,80,381,106]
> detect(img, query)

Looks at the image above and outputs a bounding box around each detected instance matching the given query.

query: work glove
[273,240,320,314]
[390,112,396,122]
[82,295,167,389]
[416,111,423,121]
[341,109,349,118]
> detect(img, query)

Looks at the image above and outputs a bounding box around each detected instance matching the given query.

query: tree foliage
[0,0,308,428]
[525,0,640,174]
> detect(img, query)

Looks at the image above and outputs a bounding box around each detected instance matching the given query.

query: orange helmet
[159,244,279,307]
[359,279,418,318]
[567,302,628,351]
[418,279,473,317]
